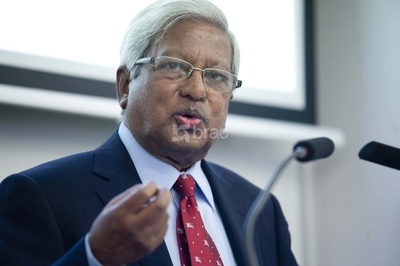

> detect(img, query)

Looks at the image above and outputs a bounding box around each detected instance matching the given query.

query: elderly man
[0,0,298,265]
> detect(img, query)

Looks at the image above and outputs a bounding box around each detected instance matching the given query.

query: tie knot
[174,174,196,198]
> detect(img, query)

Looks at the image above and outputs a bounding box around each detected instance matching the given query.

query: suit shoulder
[16,151,95,181]
[203,160,280,202]
[203,160,260,191]
[205,161,245,178]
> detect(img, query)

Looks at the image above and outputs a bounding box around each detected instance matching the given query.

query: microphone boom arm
[243,146,306,266]
[243,137,334,266]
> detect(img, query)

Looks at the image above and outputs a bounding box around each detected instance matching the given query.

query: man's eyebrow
[158,50,231,70]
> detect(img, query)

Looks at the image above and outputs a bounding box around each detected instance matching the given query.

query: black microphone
[244,137,335,266]
[294,137,335,162]
[359,141,400,171]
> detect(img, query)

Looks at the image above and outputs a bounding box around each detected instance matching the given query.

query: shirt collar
[118,122,216,210]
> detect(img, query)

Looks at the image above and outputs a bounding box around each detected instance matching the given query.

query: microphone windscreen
[294,137,335,162]
[358,141,400,170]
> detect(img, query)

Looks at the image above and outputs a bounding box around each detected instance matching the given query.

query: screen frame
[0,0,315,124]
[228,0,315,124]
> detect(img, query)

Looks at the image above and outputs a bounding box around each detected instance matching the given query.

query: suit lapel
[92,130,141,205]
[91,130,173,266]
[201,160,249,266]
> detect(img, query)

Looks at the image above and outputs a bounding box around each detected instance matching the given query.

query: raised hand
[88,182,171,266]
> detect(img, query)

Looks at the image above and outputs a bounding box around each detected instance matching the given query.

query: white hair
[119,0,240,79]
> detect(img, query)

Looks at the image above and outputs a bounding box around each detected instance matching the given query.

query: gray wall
[309,0,400,265]
[0,105,117,176]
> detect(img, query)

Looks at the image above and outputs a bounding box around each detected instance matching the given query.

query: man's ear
[116,66,130,110]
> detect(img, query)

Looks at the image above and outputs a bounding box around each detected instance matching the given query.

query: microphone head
[358,141,400,171]
[294,137,335,162]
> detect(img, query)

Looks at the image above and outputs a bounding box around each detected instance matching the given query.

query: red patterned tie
[174,174,224,266]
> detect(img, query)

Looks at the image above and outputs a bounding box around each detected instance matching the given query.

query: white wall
[308,0,400,265]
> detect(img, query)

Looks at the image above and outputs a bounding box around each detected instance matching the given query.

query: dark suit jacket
[0,130,297,266]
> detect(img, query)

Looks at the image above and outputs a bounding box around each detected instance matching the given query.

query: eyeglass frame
[133,56,242,92]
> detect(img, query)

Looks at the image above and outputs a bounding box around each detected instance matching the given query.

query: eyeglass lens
[154,57,237,92]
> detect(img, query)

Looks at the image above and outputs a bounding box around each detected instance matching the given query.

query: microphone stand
[243,146,306,266]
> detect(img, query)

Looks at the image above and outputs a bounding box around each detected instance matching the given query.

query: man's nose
[178,69,207,101]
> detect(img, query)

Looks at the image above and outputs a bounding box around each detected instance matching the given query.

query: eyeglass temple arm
[134,57,155,65]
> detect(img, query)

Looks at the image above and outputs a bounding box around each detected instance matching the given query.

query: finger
[130,197,170,249]
[117,181,160,212]
[107,183,144,207]
[135,188,171,225]
[145,188,172,211]
[139,214,170,247]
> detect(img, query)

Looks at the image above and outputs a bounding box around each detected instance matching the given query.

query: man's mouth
[175,109,203,127]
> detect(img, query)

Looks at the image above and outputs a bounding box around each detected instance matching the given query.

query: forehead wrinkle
[188,30,231,70]
[155,22,232,71]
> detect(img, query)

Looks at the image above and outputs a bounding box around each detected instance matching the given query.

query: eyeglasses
[134,56,242,92]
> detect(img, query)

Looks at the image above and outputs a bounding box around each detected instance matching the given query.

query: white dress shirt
[85,123,236,265]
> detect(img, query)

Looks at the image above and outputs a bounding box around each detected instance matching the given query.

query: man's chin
[165,135,211,163]
[170,132,216,151]
[170,134,209,147]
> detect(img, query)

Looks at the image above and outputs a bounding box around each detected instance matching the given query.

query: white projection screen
[0,0,315,124]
